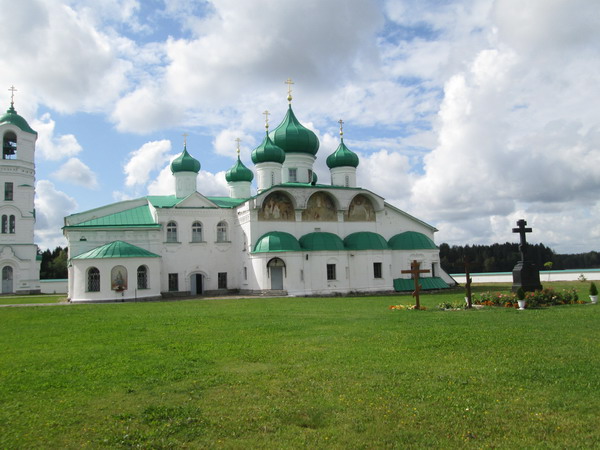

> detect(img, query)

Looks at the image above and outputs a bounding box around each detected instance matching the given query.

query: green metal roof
[171,146,201,173]
[147,195,246,209]
[253,231,302,253]
[72,241,160,259]
[299,232,345,251]
[65,205,158,228]
[251,133,286,164]
[0,105,37,135]
[388,231,437,250]
[225,156,254,182]
[393,277,449,291]
[271,105,319,156]
[326,140,359,169]
[344,232,388,250]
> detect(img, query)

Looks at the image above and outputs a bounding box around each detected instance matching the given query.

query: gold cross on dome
[284,78,294,103]
[263,110,270,131]
[182,133,188,147]
[338,119,344,138]
[8,85,17,105]
[235,137,241,156]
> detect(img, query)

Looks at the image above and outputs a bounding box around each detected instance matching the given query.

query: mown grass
[0,282,598,448]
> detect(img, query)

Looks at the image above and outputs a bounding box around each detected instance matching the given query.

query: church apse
[345,194,375,222]
[302,192,337,222]
[258,192,295,221]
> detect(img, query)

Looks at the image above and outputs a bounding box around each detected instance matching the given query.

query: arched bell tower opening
[3,131,17,159]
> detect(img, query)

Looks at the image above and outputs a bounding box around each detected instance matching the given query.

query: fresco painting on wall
[259,192,295,221]
[345,194,375,222]
[302,192,337,221]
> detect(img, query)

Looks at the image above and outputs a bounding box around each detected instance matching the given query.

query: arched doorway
[190,273,204,295]
[267,258,286,290]
[2,266,13,293]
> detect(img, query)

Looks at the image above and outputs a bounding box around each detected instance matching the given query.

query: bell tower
[0,86,41,294]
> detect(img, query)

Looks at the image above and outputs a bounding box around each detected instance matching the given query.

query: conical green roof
[251,133,285,164]
[171,145,200,173]
[271,105,319,156]
[0,104,37,135]
[226,156,254,182]
[326,139,359,168]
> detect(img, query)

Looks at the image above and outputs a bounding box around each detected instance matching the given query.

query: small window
[4,182,13,201]
[168,273,179,292]
[137,265,148,289]
[9,215,15,234]
[218,272,227,289]
[270,171,275,186]
[345,175,350,187]
[87,267,100,292]
[374,262,382,279]
[326,264,336,281]
[289,168,297,183]
[244,266,248,281]
[166,221,178,242]
[1,215,6,234]
[216,221,228,242]
[191,221,203,242]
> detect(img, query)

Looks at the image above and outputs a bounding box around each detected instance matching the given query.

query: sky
[1,0,599,254]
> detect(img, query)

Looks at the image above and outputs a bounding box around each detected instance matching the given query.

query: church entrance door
[2,266,13,293]
[267,257,285,290]
[270,267,283,290]
[190,273,204,295]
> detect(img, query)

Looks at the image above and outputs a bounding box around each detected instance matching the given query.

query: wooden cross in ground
[512,219,533,262]
[401,260,430,309]
[464,257,473,308]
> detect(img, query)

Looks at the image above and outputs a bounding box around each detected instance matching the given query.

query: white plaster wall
[70,257,161,302]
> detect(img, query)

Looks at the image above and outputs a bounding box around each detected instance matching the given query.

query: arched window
[1,215,6,234]
[2,132,17,159]
[87,267,100,292]
[191,221,203,242]
[166,221,178,242]
[216,221,228,242]
[9,215,15,234]
[137,265,148,289]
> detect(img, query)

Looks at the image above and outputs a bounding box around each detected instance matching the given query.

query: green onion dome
[251,133,285,164]
[312,171,318,184]
[326,140,359,169]
[271,105,319,156]
[226,156,254,182]
[170,145,201,173]
[0,104,37,135]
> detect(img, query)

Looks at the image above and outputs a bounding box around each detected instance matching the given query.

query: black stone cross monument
[511,219,542,292]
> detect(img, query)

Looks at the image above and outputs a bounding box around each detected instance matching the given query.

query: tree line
[439,242,600,274]
[38,243,600,279]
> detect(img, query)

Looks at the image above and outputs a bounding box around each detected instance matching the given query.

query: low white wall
[39,279,68,294]
[451,269,600,284]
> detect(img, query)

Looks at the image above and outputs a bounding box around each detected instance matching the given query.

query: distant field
[0,281,598,448]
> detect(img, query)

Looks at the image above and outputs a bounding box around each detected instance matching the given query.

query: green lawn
[1,282,598,448]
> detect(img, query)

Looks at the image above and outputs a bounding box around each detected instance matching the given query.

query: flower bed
[473,288,581,308]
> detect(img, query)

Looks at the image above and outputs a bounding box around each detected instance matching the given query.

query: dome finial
[235,137,241,158]
[8,85,17,110]
[182,132,188,149]
[263,110,270,134]
[338,118,344,142]
[284,78,294,103]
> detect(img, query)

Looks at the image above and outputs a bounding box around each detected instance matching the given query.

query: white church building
[62,91,454,302]
[0,96,41,294]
